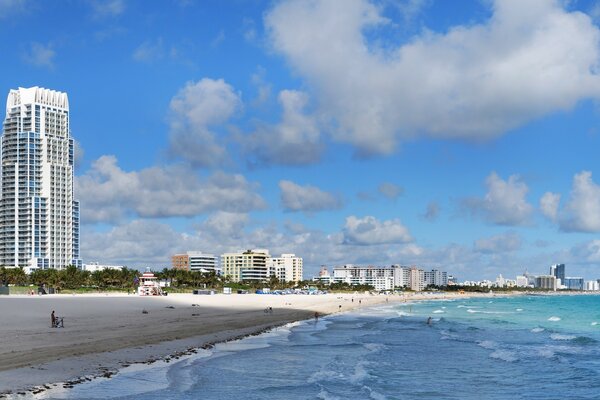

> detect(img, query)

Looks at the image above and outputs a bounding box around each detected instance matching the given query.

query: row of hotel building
[463,264,600,291]
[170,249,303,283]
[313,265,453,292]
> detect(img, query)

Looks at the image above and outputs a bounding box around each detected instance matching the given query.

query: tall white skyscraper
[1,87,81,271]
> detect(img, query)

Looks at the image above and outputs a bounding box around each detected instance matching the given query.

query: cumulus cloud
[265,0,600,155]
[474,232,522,253]
[378,182,403,200]
[540,191,561,221]
[343,215,412,245]
[279,180,342,212]
[241,90,323,166]
[168,78,241,168]
[461,172,533,226]
[570,239,600,262]
[23,42,55,68]
[76,155,265,223]
[557,171,600,232]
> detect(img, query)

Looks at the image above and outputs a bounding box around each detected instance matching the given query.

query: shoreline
[0,291,521,397]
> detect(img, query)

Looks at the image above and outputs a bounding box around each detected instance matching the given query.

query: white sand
[0,291,486,394]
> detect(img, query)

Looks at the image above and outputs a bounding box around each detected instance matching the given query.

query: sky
[2,0,600,280]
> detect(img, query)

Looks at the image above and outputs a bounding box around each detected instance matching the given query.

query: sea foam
[548,316,561,322]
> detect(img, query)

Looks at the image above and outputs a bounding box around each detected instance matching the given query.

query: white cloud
[168,78,241,168]
[540,191,561,221]
[241,90,323,166]
[200,211,249,239]
[265,0,600,155]
[133,38,167,62]
[279,180,342,212]
[474,232,522,253]
[343,215,412,245]
[90,0,125,18]
[570,239,600,262]
[0,0,27,18]
[378,182,403,200]
[76,155,265,223]
[462,172,533,226]
[558,171,600,232]
[23,42,55,68]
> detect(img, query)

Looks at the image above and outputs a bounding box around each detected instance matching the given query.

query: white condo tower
[0,87,81,271]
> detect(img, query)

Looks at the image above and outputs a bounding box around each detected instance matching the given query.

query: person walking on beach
[51,310,56,328]
[338,305,342,311]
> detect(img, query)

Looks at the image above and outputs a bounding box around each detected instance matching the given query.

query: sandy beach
[0,291,496,395]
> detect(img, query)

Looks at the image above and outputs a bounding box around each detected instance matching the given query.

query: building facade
[1,87,81,271]
[563,277,584,291]
[535,275,557,290]
[221,249,270,282]
[269,253,303,283]
[172,251,219,273]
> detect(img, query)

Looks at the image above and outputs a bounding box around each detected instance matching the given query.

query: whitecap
[516,308,523,312]
[537,347,555,358]
[317,388,342,400]
[550,333,576,341]
[489,349,518,362]
[349,362,372,384]
[441,306,447,309]
[308,370,343,384]
[592,322,598,326]
[548,316,561,322]
[363,343,386,352]
[531,327,545,333]
[477,340,497,349]
[467,309,479,313]
[433,309,444,314]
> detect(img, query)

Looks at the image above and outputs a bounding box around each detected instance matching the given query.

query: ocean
[42,294,600,399]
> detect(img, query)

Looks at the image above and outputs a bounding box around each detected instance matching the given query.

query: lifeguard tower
[138,270,163,296]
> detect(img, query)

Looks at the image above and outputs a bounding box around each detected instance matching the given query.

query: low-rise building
[332,265,394,291]
[172,252,220,274]
[563,277,584,291]
[585,280,599,291]
[83,262,124,273]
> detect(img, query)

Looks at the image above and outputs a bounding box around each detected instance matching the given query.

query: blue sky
[2,0,600,280]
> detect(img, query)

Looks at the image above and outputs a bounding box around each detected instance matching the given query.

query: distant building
[269,253,303,283]
[535,275,557,290]
[83,262,123,273]
[495,274,506,287]
[585,280,599,291]
[172,252,219,273]
[550,264,565,287]
[515,275,529,288]
[221,249,270,282]
[563,277,584,291]
[409,267,425,291]
[313,266,332,285]
[447,275,457,285]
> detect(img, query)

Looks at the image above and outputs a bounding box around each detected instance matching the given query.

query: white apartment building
[269,253,303,283]
[424,269,448,287]
[515,275,529,287]
[221,249,270,282]
[409,267,425,291]
[333,265,395,291]
[83,262,124,273]
[1,87,81,272]
[585,280,599,291]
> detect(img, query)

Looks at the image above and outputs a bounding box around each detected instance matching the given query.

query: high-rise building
[563,277,584,291]
[535,275,557,290]
[550,264,565,286]
[1,87,81,271]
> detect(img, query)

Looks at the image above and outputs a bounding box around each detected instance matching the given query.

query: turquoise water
[45,295,600,399]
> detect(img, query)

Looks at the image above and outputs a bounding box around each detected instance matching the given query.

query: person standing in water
[51,310,56,328]
[427,316,432,325]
